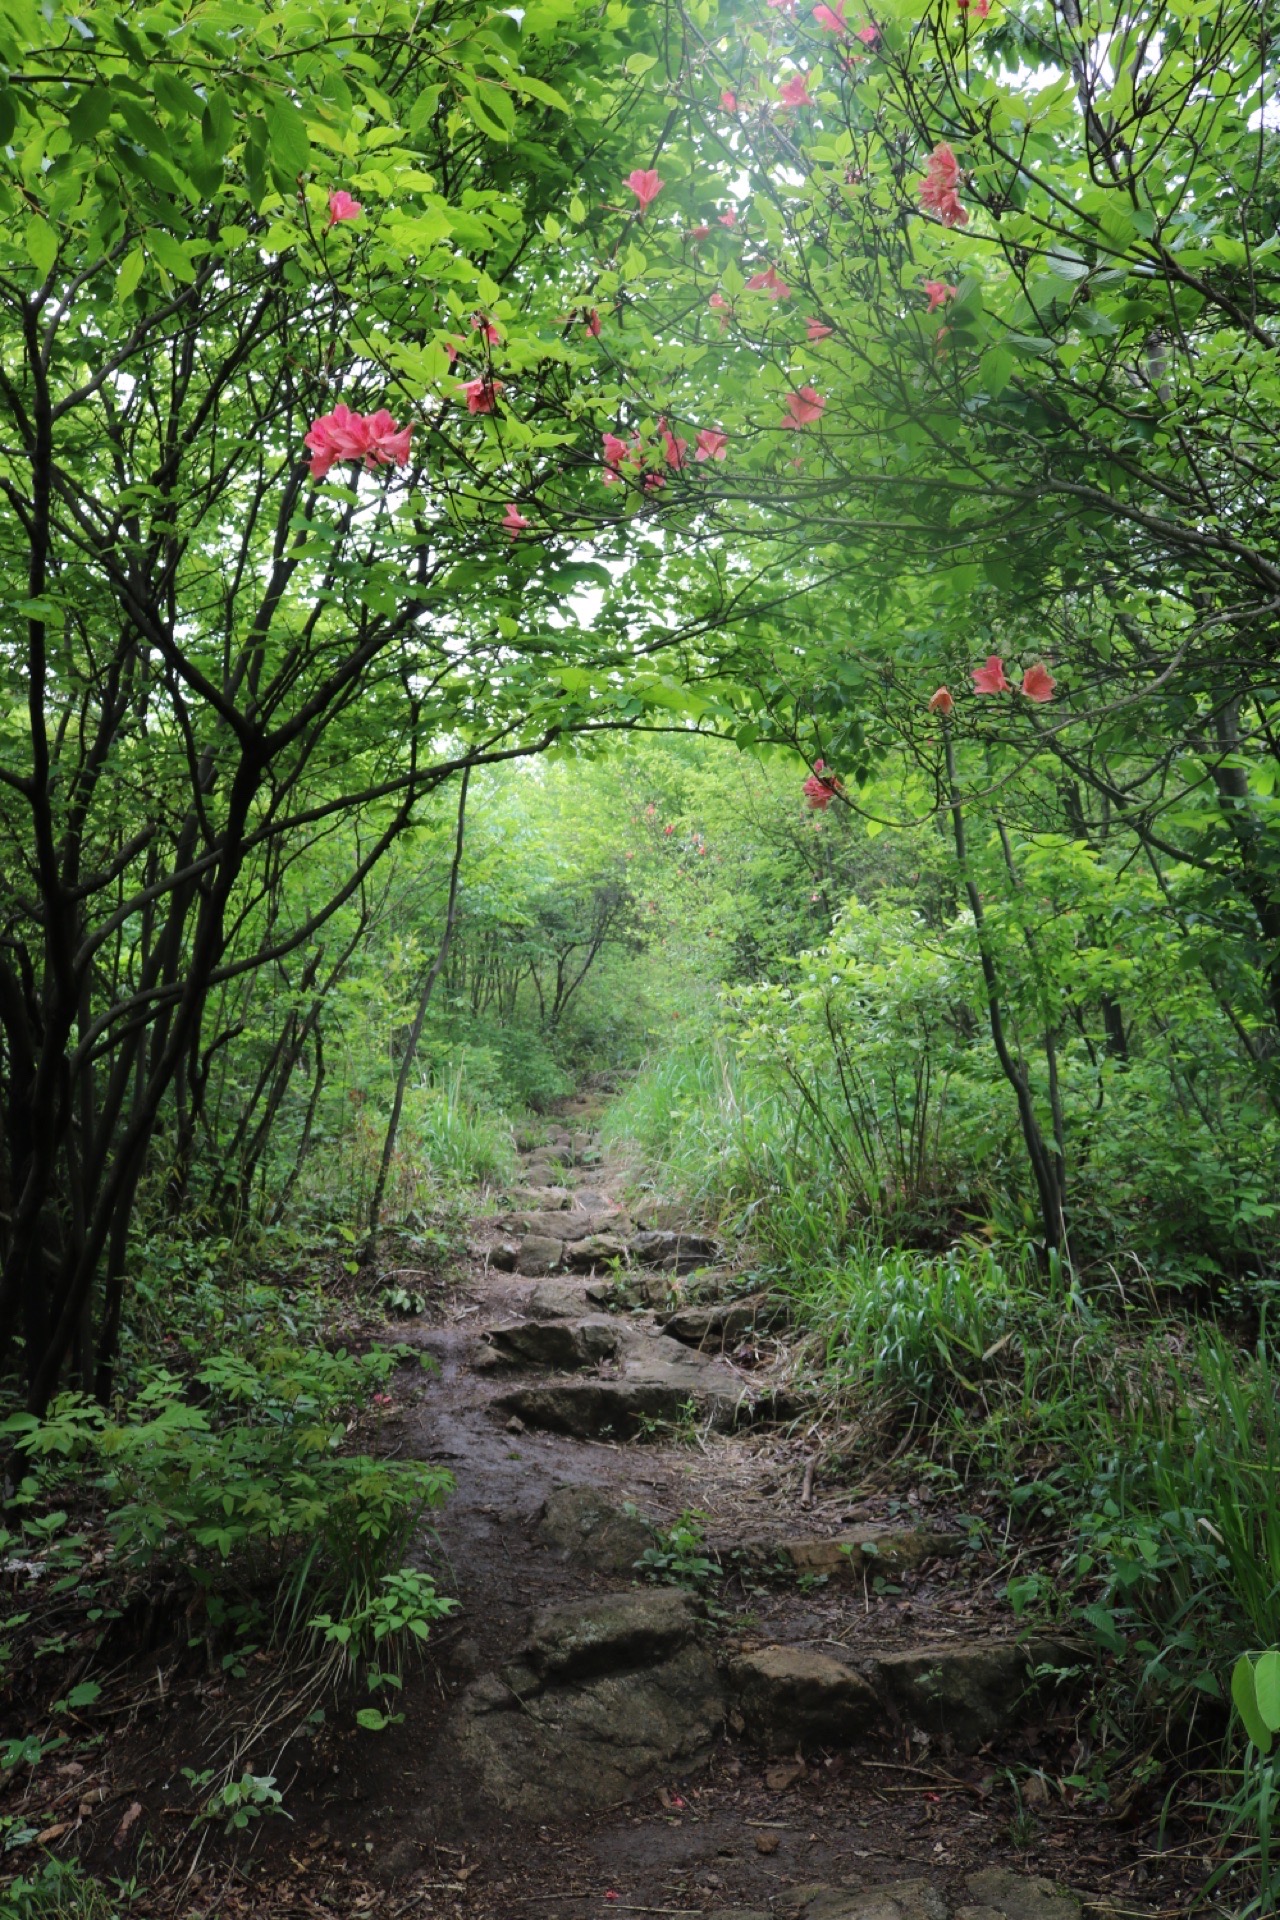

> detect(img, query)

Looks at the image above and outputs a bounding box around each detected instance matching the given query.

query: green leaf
[465,79,516,140]
[355,1707,390,1731]
[0,87,18,146]
[1254,1651,1280,1734]
[1232,1656,1273,1753]
[267,95,311,178]
[66,85,112,144]
[25,216,57,278]
[115,247,144,303]
[201,90,235,163]
[146,229,196,284]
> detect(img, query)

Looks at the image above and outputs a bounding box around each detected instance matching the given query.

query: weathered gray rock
[632,1228,719,1270]
[959,1870,1080,1920]
[515,1235,564,1276]
[482,1317,620,1371]
[505,1210,602,1243]
[758,1527,965,1580]
[527,1278,603,1318]
[534,1484,654,1573]
[873,1641,1054,1749]
[565,1233,631,1272]
[488,1241,520,1272]
[493,1332,764,1438]
[523,1589,693,1679]
[509,1186,574,1210]
[730,1645,879,1752]
[454,1590,723,1820]
[660,1296,784,1349]
[783,1882,947,1920]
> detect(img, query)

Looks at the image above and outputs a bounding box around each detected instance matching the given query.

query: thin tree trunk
[367,770,471,1242]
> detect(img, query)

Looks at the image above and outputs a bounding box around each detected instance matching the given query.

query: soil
[5,1100,1221,1917]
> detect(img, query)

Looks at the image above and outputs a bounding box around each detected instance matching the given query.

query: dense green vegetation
[1,0,1278,1908]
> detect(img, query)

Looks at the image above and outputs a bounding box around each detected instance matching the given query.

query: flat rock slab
[493,1333,769,1439]
[564,1233,632,1272]
[784,1882,947,1920]
[875,1640,1065,1750]
[482,1316,620,1371]
[515,1234,564,1276]
[508,1186,574,1210]
[534,1484,654,1574]
[504,1210,610,1243]
[660,1296,785,1348]
[749,1527,965,1580]
[959,1869,1081,1920]
[454,1590,723,1821]
[730,1645,879,1752]
[631,1227,719,1271]
[526,1277,611,1318]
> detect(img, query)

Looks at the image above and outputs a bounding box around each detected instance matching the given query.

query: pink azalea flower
[747,265,792,300]
[695,428,728,461]
[806,317,834,340]
[664,824,675,835]
[779,73,813,108]
[1020,662,1056,702]
[601,431,631,483]
[972,654,1010,694]
[923,279,957,312]
[643,471,666,493]
[624,168,664,210]
[460,377,503,415]
[327,189,363,228]
[709,291,731,311]
[721,89,739,110]
[803,770,843,809]
[689,224,712,241]
[919,142,969,228]
[585,308,602,336]
[813,0,847,29]
[660,420,689,468]
[928,686,954,714]
[501,503,529,539]
[304,403,412,478]
[471,311,502,343]
[718,206,737,228]
[856,22,880,41]
[767,0,797,9]
[782,386,825,428]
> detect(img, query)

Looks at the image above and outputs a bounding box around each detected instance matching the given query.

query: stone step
[729,1634,1079,1753]
[492,1332,789,1437]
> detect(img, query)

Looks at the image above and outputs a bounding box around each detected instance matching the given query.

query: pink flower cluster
[918,142,968,227]
[327,189,362,228]
[747,264,792,300]
[304,403,412,479]
[803,759,843,809]
[624,169,664,210]
[971,656,1056,700]
[783,387,825,428]
[603,423,728,484]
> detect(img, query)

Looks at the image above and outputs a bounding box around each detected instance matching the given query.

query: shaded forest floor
[2,1101,1226,1918]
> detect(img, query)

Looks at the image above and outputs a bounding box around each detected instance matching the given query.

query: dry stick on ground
[367,765,471,1243]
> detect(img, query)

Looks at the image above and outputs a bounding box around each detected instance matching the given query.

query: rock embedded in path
[631,1227,719,1271]
[958,1869,1081,1920]
[755,1526,965,1581]
[783,1882,948,1920]
[729,1645,879,1752]
[514,1234,564,1276]
[660,1296,785,1349]
[564,1232,630,1272]
[534,1484,654,1573]
[453,1589,724,1820]
[526,1278,600,1318]
[873,1640,1064,1749]
[482,1316,620,1371]
[504,1209,603,1242]
[492,1331,771,1438]
[509,1185,574,1210]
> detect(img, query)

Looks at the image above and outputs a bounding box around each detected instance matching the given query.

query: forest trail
[273,1105,1155,1919]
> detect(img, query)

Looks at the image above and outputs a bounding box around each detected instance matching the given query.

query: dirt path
[266,1107,1188,1919]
